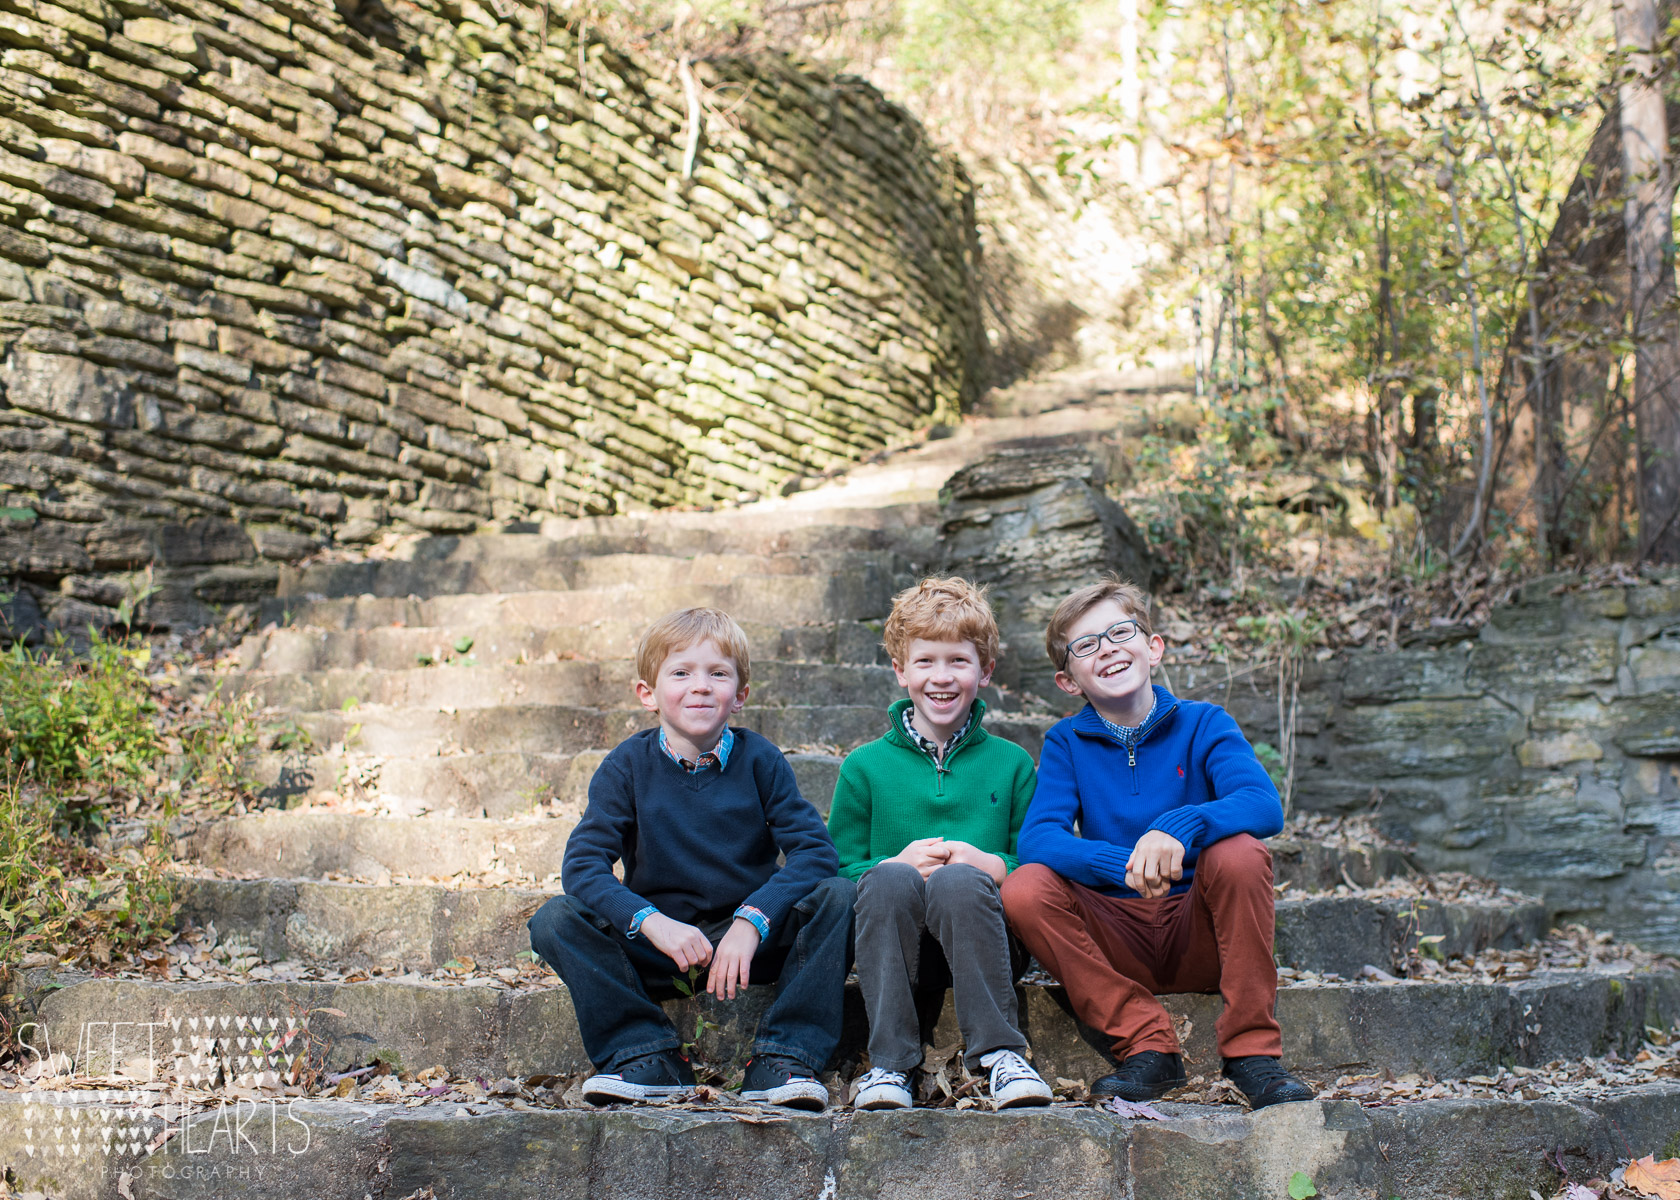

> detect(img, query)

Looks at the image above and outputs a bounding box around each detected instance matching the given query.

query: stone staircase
[10,395,1680,1199]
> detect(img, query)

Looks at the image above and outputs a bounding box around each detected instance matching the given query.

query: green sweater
[828,698,1038,880]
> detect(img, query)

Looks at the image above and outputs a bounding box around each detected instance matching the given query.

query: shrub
[0,637,159,826]
[0,633,177,973]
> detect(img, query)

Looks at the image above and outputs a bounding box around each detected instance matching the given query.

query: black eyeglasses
[1062,619,1141,667]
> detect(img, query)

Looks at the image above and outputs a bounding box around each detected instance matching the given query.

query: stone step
[527,502,942,553]
[9,1085,1675,1200]
[241,748,846,819]
[236,618,891,673]
[264,573,900,632]
[176,875,1548,977]
[234,734,839,821]
[236,661,918,715]
[29,966,1679,1085]
[179,809,1415,888]
[279,704,1052,760]
[278,548,916,603]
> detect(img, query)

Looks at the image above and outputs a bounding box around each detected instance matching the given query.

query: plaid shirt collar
[1098,696,1158,747]
[659,725,733,773]
[899,703,976,764]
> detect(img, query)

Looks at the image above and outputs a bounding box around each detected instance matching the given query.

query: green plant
[0,772,177,974]
[0,634,159,825]
[175,683,260,814]
[672,963,703,996]
[1288,1173,1317,1200]
[680,1012,720,1059]
[1252,741,1286,790]
[266,718,314,754]
[113,565,160,629]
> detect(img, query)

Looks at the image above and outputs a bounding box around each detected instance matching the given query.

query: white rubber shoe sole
[854,1079,913,1110]
[740,1077,829,1111]
[581,1074,693,1105]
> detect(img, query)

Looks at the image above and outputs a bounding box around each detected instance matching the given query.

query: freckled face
[894,637,991,742]
[636,638,746,754]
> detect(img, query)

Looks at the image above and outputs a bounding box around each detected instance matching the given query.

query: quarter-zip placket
[928,730,978,796]
[1102,701,1178,794]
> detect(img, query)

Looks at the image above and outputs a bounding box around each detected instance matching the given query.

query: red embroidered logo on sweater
[1177,765,1185,777]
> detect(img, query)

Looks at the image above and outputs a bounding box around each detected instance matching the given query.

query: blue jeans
[528,876,856,1075]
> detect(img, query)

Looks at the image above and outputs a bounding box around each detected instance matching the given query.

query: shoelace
[984,1051,1039,1088]
[757,1054,811,1080]
[855,1067,909,1091]
[1229,1058,1296,1091]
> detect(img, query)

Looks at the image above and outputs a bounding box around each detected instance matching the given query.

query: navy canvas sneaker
[740,1053,828,1111]
[581,1049,696,1104]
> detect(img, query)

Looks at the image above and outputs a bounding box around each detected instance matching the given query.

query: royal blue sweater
[1016,685,1282,897]
[561,727,838,932]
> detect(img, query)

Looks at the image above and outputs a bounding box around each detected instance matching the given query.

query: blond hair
[882,577,1000,668]
[1045,575,1153,668]
[635,607,752,687]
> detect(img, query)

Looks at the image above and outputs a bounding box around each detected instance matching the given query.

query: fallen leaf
[1102,1097,1167,1121]
[1625,1156,1680,1200]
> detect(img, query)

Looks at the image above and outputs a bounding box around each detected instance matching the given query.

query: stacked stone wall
[0,0,984,630]
[1167,577,1680,952]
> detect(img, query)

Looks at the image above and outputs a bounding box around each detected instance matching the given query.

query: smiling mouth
[1098,662,1130,679]
[925,691,959,703]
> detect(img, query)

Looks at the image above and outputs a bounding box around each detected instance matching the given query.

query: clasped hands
[638,911,761,1000]
[1126,829,1186,899]
[888,836,1004,883]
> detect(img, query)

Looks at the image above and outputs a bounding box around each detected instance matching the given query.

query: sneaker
[980,1049,1053,1109]
[853,1067,913,1110]
[1222,1056,1314,1109]
[740,1053,829,1111]
[581,1049,696,1104]
[1090,1051,1186,1102]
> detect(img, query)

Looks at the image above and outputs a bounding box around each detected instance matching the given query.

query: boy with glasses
[1000,576,1314,1110]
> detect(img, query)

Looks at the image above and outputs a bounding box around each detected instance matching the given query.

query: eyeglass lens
[1069,620,1139,658]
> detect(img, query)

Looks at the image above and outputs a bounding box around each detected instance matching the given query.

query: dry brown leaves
[1624,1157,1680,1200]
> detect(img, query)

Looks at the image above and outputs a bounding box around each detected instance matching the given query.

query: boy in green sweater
[828,577,1052,1110]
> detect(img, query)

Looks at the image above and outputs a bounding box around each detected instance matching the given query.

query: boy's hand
[939,840,1008,885]
[706,918,761,1000]
[640,913,714,971]
[890,836,950,879]
[1126,831,1185,899]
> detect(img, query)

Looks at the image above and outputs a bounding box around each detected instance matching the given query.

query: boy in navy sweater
[1001,577,1314,1110]
[528,607,851,1110]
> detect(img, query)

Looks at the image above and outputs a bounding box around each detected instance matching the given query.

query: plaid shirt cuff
[626,905,658,939]
[733,905,770,940]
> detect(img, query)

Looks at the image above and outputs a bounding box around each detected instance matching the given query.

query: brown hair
[635,607,752,687]
[882,576,1000,668]
[1044,575,1153,668]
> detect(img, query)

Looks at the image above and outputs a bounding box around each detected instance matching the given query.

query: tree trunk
[1618,0,1680,562]
[1499,4,1680,562]
[1501,92,1629,559]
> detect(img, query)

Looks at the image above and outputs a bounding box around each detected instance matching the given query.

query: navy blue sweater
[561,727,838,932]
[1017,685,1282,897]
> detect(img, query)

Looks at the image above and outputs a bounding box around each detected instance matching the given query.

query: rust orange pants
[1000,834,1282,1060]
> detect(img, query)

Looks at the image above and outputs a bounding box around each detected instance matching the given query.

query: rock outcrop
[1171,576,1680,950]
[938,439,1156,699]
